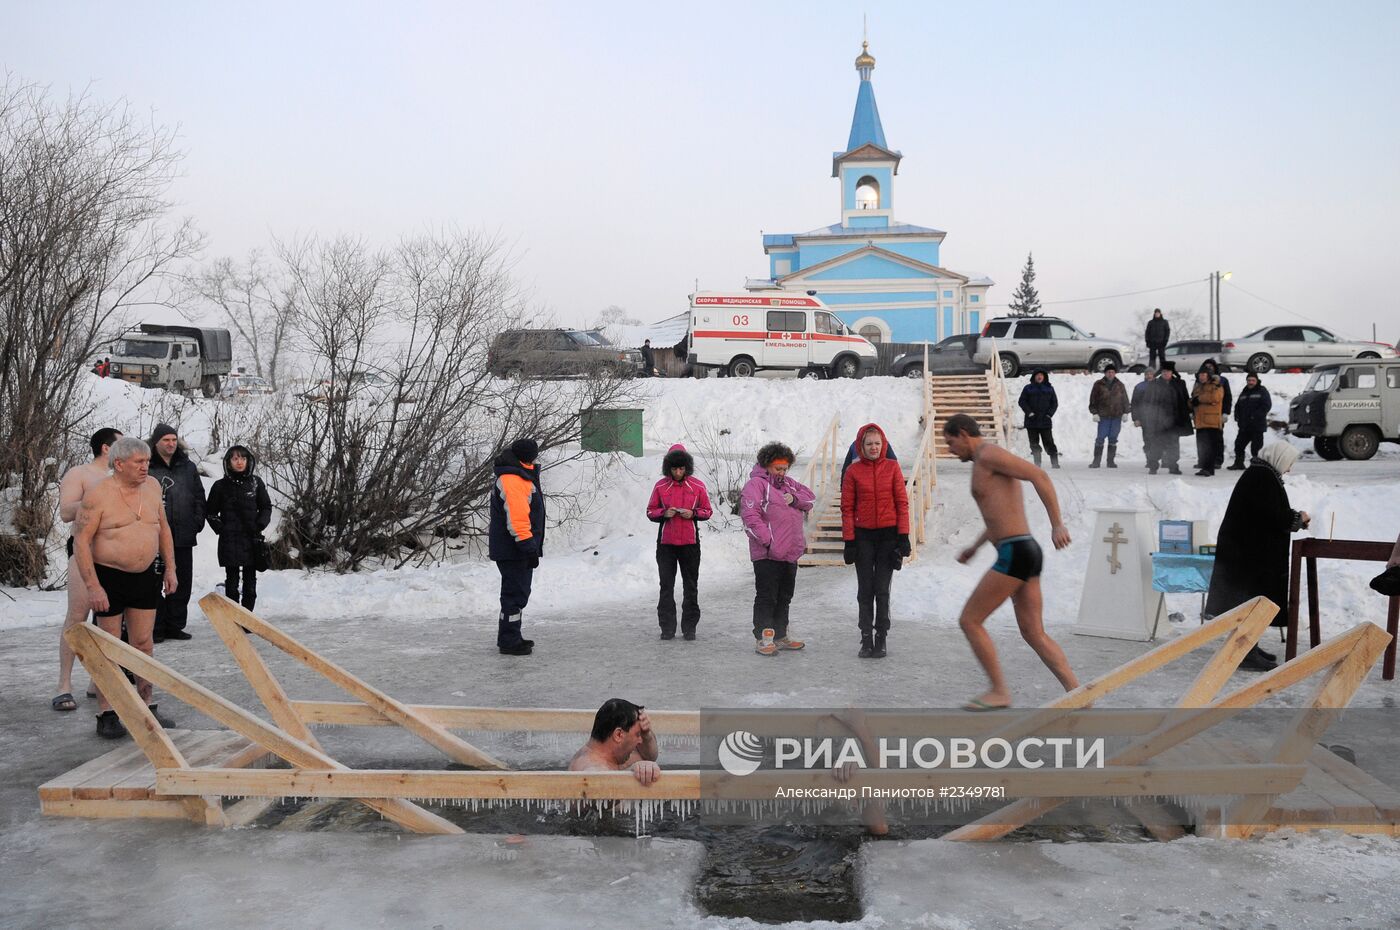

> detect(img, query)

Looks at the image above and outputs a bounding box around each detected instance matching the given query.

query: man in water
[569,698,661,784]
[943,414,1079,710]
[72,437,179,738]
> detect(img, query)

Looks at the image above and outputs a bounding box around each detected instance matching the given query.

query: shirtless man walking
[53,428,122,712]
[568,698,661,785]
[72,437,180,738]
[943,414,1079,710]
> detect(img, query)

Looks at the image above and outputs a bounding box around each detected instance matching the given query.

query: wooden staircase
[929,372,1010,458]
[800,496,851,567]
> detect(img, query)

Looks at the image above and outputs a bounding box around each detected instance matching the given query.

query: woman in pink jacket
[645,444,713,640]
[740,442,816,656]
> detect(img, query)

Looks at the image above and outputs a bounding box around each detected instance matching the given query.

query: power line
[984,278,1203,309]
[1220,281,1331,329]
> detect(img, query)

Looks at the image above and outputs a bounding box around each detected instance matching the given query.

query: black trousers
[1026,427,1058,456]
[656,543,701,634]
[752,559,797,640]
[1195,429,1223,472]
[155,546,194,634]
[1148,345,1166,368]
[1234,428,1264,462]
[496,559,534,615]
[1145,429,1181,469]
[223,564,257,610]
[853,531,898,635]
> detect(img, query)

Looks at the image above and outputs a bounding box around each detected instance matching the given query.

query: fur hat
[662,443,693,477]
[511,438,539,464]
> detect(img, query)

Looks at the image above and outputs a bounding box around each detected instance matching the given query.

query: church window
[859,325,883,344]
[943,290,954,299]
[969,294,980,303]
[855,176,880,210]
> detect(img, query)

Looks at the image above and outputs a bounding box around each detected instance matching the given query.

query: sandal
[962,697,1011,712]
[51,693,77,712]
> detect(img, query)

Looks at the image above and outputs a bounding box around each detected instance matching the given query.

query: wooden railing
[900,355,940,560]
[985,335,1015,447]
[800,412,842,518]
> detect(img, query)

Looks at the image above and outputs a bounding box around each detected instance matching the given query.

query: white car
[1220,325,1396,373]
[219,374,275,399]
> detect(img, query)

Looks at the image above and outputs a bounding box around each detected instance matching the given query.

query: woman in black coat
[205,445,273,610]
[1017,369,1061,469]
[1204,442,1311,671]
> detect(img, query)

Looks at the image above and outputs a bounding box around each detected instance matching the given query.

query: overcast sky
[8,1,1399,341]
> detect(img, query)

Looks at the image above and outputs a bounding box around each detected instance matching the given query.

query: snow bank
[4,372,1396,643]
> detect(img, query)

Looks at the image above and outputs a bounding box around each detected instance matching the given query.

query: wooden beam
[290,701,701,734]
[40,797,204,822]
[202,595,322,750]
[199,594,506,771]
[154,764,1305,802]
[75,624,462,836]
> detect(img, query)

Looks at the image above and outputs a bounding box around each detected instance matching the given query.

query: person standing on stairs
[1018,369,1061,468]
[1087,364,1131,468]
[840,424,910,658]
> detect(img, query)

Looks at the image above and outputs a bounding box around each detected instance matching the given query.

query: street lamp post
[1208,271,1233,340]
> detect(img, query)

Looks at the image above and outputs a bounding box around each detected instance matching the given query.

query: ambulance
[686,292,878,378]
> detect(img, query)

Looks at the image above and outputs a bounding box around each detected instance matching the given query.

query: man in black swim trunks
[943,414,1080,710]
[72,437,180,738]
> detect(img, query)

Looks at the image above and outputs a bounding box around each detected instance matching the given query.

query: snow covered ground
[2,371,1398,927]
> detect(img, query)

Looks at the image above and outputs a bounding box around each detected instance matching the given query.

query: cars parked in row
[218,373,275,400]
[973,316,1139,377]
[487,329,644,379]
[1221,325,1395,373]
[1161,339,1226,373]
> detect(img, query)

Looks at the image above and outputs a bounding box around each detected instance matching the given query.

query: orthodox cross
[1103,522,1128,575]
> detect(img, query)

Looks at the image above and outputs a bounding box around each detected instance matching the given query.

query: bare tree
[262,231,637,572]
[0,78,199,584]
[1124,305,1208,358]
[183,250,296,387]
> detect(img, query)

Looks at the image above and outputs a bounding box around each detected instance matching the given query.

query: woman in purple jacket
[645,443,713,641]
[740,442,816,656]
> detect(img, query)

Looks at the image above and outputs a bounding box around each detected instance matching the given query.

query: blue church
[747,42,993,344]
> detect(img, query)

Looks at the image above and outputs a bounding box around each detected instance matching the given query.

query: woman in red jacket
[841,424,910,658]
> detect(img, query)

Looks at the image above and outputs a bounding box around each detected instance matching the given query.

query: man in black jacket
[1228,372,1271,469]
[149,424,206,641]
[1139,362,1192,475]
[489,438,545,656]
[1145,309,1170,369]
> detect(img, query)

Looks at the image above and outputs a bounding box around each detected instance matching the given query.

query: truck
[1288,359,1400,461]
[107,324,233,398]
[686,292,877,378]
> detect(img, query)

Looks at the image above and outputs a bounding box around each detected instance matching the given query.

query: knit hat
[511,438,539,464]
[150,423,177,445]
[1159,361,1177,373]
[1103,363,1117,373]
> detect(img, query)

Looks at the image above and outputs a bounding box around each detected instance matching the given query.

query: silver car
[973,316,1139,377]
[1221,324,1397,374]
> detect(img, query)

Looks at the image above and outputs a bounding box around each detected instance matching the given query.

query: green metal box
[580,408,644,457]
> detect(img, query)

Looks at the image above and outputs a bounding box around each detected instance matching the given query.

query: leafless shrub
[0,78,199,584]
[182,250,297,388]
[261,230,636,572]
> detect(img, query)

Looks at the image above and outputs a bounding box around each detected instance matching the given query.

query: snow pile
[4,372,1396,642]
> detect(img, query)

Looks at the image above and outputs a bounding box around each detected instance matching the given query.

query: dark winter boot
[1031,449,1042,467]
[1106,444,1118,468]
[147,704,176,728]
[858,634,875,659]
[1227,454,1246,471]
[96,710,127,740]
[497,613,533,656]
[1049,453,1061,469]
[872,632,887,658]
[1089,442,1103,468]
[1239,645,1278,672]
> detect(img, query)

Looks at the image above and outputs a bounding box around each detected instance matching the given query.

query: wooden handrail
[801,412,842,518]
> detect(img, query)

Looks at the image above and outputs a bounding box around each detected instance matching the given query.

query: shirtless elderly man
[72,437,180,739]
[568,698,660,784]
[52,428,122,712]
[943,414,1080,710]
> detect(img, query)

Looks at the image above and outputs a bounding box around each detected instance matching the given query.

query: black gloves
[528,556,540,569]
[896,534,912,558]
[843,541,857,565]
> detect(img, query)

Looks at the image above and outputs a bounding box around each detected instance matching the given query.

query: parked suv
[972,316,1137,378]
[487,329,643,379]
[888,334,982,378]
[1162,339,1227,373]
[1221,325,1396,374]
[1288,360,1400,461]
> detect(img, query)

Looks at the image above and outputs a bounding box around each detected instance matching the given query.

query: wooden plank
[40,797,204,822]
[219,741,272,770]
[97,732,224,801]
[73,624,462,835]
[68,624,188,773]
[221,796,278,828]
[1179,598,1278,705]
[289,701,703,734]
[110,732,251,801]
[203,595,323,750]
[155,764,1305,802]
[199,594,505,771]
[1308,745,1400,819]
[38,741,153,801]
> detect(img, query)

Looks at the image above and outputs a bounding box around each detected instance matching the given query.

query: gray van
[1288,360,1400,460]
